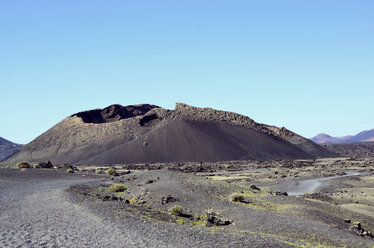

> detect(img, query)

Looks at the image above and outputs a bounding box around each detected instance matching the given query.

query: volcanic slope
[7,103,336,165]
[0,137,22,161]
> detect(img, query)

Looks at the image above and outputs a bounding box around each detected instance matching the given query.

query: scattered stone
[275,192,288,196]
[161,195,179,204]
[250,185,261,191]
[349,222,374,238]
[34,161,54,169]
[145,179,155,184]
[205,210,231,227]
[57,164,78,171]
[102,195,111,201]
[118,170,131,176]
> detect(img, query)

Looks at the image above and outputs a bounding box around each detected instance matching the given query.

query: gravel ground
[1,167,373,248]
[0,169,289,248]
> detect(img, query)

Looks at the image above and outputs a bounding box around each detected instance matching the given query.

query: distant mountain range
[310,129,374,144]
[0,137,22,161]
[6,103,335,165]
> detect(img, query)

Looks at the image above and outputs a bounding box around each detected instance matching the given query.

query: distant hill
[0,137,22,161]
[7,103,336,165]
[311,129,374,144]
[324,142,374,158]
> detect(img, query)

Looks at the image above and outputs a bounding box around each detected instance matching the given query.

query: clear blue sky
[1,0,373,144]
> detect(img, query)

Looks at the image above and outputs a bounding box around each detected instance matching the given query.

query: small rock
[102,195,111,201]
[205,210,231,227]
[275,192,288,196]
[349,222,374,237]
[161,195,179,204]
[34,161,54,169]
[250,185,261,191]
[118,170,131,176]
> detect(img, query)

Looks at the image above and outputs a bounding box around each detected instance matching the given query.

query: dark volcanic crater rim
[72,104,160,124]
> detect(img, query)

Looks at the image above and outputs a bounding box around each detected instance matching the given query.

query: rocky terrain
[325,142,374,158]
[1,158,374,248]
[0,137,22,161]
[311,129,374,144]
[6,103,335,165]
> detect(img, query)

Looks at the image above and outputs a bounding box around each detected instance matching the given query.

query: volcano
[7,103,336,165]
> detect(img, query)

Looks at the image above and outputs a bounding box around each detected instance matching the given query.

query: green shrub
[229,193,245,202]
[95,169,103,174]
[66,168,74,173]
[97,186,107,192]
[143,141,148,146]
[16,161,30,169]
[105,167,116,176]
[107,184,129,192]
[169,205,183,216]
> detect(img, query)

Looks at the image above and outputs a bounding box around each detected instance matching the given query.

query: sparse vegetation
[143,141,148,146]
[97,186,107,192]
[107,183,129,192]
[193,216,208,226]
[95,168,103,174]
[105,167,117,176]
[16,161,30,169]
[66,168,74,173]
[169,205,183,216]
[176,218,188,225]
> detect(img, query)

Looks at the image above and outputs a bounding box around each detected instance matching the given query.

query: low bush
[16,161,30,169]
[66,168,74,173]
[105,167,117,176]
[107,184,128,192]
[169,205,183,216]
